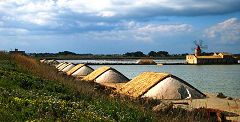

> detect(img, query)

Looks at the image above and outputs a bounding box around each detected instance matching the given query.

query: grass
[0,52,214,121]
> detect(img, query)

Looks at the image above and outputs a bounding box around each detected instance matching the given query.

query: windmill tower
[192,40,207,56]
[195,45,201,56]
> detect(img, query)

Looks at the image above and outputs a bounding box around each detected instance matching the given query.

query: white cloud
[1,0,240,25]
[80,23,193,42]
[105,0,240,17]
[16,0,55,13]
[56,0,111,13]
[97,11,116,17]
[0,27,29,35]
[0,0,238,38]
[204,18,240,44]
[134,24,192,42]
[137,24,192,34]
[0,0,239,53]
[0,0,57,26]
[19,12,57,26]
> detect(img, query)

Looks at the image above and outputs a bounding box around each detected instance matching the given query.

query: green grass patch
[0,53,154,121]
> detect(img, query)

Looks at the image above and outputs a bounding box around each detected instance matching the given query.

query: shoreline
[81,63,240,65]
[169,93,240,121]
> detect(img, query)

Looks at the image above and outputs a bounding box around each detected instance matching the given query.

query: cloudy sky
[0,0,240,54]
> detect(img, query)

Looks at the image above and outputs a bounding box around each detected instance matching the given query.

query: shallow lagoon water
[59,60,240,98]
[59,59,186,64]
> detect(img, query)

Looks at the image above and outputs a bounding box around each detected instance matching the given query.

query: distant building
[9,49,26,55]
[186,46,238,64]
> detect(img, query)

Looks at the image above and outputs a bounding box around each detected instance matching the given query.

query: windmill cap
[196,45,201,50]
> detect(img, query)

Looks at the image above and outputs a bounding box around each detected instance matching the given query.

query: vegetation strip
[0,52,217,121]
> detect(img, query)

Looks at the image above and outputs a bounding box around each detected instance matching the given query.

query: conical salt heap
[67,64,94,77]
[82,66,129,84]
[118,72,206,100]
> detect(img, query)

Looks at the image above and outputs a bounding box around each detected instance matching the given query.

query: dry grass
[11,54,95,95]
[100,82,126,90]
[118,72,169,97]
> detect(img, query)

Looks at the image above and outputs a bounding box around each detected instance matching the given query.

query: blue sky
[0,0,240,54]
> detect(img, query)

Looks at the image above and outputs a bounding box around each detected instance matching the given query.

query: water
[58,59,186,64]
[59,60,240,98]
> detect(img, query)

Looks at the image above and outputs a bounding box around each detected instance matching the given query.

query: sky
[0,0,240,54]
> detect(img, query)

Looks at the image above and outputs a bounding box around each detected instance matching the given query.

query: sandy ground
[170,93,240,121]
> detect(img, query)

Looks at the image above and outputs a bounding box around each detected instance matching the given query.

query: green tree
[148,51,157,57]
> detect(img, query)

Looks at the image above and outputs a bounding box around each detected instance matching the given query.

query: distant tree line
[30,51,93,57]
[30,50,190,59]
[57,51,77,55]
[124,51,146,57]
[148,51,169,57]
[124,51,170,57]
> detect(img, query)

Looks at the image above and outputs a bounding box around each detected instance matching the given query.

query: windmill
[192,40,208,56]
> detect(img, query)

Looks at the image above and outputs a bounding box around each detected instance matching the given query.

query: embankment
[0,53,213,121]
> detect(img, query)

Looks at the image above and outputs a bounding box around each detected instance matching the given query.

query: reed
[11,54,94,94]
